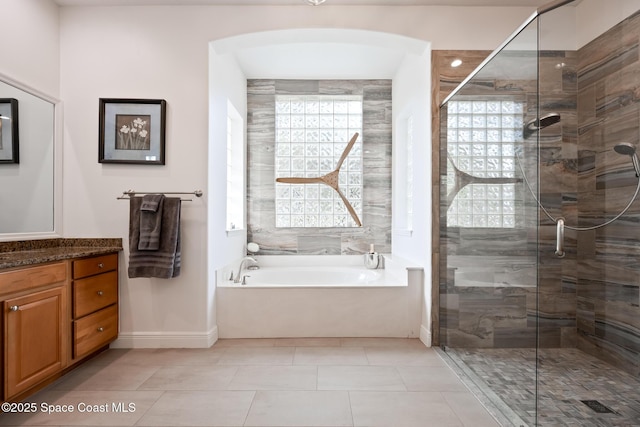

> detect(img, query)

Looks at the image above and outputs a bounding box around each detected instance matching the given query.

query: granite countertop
[0,238,123,270]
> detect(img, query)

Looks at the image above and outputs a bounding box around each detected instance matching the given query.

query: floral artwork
[98,98,166,165]
[115,115,151,150]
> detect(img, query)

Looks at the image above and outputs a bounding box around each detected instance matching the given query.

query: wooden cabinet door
[4,287,64,399]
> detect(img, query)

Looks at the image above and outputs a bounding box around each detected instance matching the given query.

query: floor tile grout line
[241,390,258,427]
[439,390,470,427]
[363,346,371,365]
[393,365,410,392]
[347,389,356,427]
[223,365,241,391]
[132,389,167,427]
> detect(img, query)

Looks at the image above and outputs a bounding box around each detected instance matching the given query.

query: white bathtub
[216,255,423,338]
[223,265,403,288]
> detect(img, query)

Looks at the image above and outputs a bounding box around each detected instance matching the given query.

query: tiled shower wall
[536,48,580,349]
[574,11,640,377]
[246,80,392,255]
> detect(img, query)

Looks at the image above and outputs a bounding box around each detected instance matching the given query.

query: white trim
[0,72,59,105]
[420,324,432,347]
[0,232,60,242]
[53,99,63,238]
[110,326,219,349]
[0,71,63,241]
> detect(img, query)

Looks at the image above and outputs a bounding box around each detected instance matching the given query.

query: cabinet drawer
[0,262,66,297]
[73,304,118,359]
[73,271,118,318]
[73,253,117,279]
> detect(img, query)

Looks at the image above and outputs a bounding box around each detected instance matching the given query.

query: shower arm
[515,153,640,232]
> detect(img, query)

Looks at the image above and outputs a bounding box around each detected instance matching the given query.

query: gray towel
[128,196,181,279]
[138,194,165,251]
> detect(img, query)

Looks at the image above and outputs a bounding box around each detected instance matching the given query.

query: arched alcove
[208,28,433,344]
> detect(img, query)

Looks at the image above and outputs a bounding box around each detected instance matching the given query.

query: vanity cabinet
[1,262,68,399]
[71,254,118,361]
[0,250,120,402]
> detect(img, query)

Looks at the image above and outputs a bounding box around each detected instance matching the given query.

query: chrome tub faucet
[234,256,258,283]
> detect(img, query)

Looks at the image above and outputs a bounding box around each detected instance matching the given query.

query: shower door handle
[555,218,565,258]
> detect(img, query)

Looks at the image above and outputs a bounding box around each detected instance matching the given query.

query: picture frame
[98,98,166,165]
[0,98,19,164]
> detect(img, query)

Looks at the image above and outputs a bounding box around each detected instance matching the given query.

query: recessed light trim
[451,59,463,68]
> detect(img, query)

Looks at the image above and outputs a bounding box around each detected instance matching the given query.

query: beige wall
[0,0,59,98]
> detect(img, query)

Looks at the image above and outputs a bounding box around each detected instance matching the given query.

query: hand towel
[138,193,165,251]
[128,196,182,279]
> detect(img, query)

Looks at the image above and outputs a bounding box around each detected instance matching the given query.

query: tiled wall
[246,80,392,255]
[536,48,579,349]
[574,11,640,377]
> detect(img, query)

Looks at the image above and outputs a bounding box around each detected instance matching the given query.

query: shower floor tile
[439,347,640,426]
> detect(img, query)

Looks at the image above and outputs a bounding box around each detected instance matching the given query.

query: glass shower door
[438,14,541,426]
[535,1,640,425]
[439,1,640,425]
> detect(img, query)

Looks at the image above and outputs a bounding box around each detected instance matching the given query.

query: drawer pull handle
[98,263,104,269]
[97,327,104,332]
[9,305,19,312]
[97,291,104,296]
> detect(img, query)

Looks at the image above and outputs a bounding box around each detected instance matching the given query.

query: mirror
[0,74,60,240]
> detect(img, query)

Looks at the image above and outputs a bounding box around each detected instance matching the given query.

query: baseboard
[111,326,219,349]
[420,324,432,347]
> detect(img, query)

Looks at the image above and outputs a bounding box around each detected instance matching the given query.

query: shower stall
[437,0,640,425]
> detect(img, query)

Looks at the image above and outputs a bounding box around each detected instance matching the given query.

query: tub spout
[234,257,258,283]
[364,253,385,269]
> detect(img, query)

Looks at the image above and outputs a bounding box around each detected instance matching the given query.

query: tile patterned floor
[0,338,500,427]
[439,347,640,427]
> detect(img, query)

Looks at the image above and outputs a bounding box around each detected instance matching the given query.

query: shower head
[523,113,561,139]
[614,142,636,156]
[614,142,640,177]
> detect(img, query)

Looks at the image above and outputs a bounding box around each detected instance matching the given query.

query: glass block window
[446,99,523,228]
[275,95,363,228]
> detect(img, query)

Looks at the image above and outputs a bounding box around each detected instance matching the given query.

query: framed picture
[0,98,19,164]
[99,98,166,165]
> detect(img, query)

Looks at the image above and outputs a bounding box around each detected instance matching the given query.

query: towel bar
[117,189,203,201]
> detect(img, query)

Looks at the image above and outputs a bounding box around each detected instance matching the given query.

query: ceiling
[53,0,551,7]
[50,0,553,79]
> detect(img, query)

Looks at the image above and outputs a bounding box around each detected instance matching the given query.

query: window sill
[226,228,245,237]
